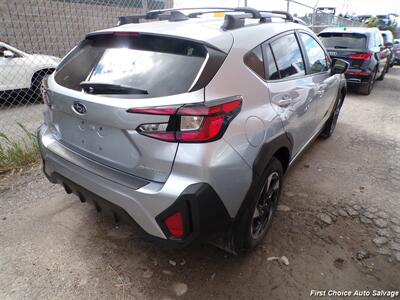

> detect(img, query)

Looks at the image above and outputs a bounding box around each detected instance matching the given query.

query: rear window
[318,32,367,50]
[55,34,209,97]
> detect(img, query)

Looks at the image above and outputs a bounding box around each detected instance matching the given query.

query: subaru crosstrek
[38,8,348,253]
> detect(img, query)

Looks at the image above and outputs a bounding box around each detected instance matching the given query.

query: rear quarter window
[55,34,211,98]
[244,45,265,78]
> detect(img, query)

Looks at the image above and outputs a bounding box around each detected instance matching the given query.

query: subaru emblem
[73,102,87,114]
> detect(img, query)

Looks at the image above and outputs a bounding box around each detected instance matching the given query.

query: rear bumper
[345,72,372,86]
[37,124,232,245]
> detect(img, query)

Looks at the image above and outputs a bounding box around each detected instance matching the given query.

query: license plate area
[56,114,139,170]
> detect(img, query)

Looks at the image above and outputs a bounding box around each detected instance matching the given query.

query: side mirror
[3,50,15,58]
[331,58,349,75]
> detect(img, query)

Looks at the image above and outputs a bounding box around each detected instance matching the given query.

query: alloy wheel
[250,172,280,239]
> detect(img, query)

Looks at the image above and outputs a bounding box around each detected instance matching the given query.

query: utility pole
[287,0,290,13]
[244,0,248,7]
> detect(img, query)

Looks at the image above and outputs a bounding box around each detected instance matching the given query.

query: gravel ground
[0,104,43,139]
[1,67,400,299]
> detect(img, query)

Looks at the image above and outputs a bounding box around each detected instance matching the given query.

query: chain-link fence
[0,0,171,138]
[284,0,366,34]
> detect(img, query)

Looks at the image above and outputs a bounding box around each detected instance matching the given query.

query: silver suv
[38,8,348,253]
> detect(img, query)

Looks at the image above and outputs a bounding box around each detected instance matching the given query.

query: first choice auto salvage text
[310,290,399,298]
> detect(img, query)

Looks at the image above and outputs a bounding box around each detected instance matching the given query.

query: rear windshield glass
[55,34,208,97]
[318,33,367,50]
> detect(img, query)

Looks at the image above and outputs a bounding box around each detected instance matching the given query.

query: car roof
[319,27,378,35]
[88,17,309,53]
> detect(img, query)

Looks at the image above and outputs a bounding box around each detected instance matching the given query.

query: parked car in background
[376,14,397,28]
[318,27,389,95]
[357,15,373,24]
[381,30,396,68]
[0,42,59,101]
[394,39,400,64]
[38,7,348,253]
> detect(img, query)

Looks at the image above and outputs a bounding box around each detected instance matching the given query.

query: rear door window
[270,33,305,79]
[299,33,329,74]
[263,44,280,80]
[55,34,209,97]
[319,32,367,49]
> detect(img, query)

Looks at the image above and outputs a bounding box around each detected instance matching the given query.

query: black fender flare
[235,133,293,221]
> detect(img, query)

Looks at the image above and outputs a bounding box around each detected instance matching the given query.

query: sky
[174,0,400,16]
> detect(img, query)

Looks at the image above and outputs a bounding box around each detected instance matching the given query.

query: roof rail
[117,7,295,30]
[187,7,261,18]
[259,10,294,22]
[117,9,189,25]
[221,13,254,30]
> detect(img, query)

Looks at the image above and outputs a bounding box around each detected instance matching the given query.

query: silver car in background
[38,8,348,253]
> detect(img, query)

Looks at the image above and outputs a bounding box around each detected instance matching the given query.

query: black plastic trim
[155,183,232,246]
[230,133,292,238]
[252,134,293,177]
[189,47,228,92]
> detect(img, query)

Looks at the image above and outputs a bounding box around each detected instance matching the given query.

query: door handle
[278,98,293,107]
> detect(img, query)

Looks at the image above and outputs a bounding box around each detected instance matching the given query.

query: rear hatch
[319,32,370,68]
[49,32,228,182]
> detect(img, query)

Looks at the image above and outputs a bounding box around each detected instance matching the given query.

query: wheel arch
[252,133,293,177]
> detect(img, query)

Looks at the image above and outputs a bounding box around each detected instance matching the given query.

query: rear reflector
[129,97,242,143]
[164,212,185,238]
[348,53,372,61]
[346,71,370,76]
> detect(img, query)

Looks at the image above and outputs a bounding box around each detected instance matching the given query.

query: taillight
[348,53,372,61]
[128,97,242,143]
[113,31,140,37]
[164,212,185,239]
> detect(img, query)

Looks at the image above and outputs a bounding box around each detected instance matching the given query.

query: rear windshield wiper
[80,81,148,95]
[334,46,349,49]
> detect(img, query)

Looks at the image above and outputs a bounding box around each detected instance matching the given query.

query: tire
[233,157,283,252]
[376,66,386,81]
[358,69,376,95]
[320,92,343,139]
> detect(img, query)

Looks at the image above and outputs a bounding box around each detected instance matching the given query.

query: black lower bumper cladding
[155,183,233,247]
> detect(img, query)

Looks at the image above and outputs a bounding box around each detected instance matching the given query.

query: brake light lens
[164,212,184,238]
[113,32,140,37]
[348,53,372,61]
[129,98,242,143]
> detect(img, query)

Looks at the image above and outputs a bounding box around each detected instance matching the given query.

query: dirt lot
[1,68,400,300]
